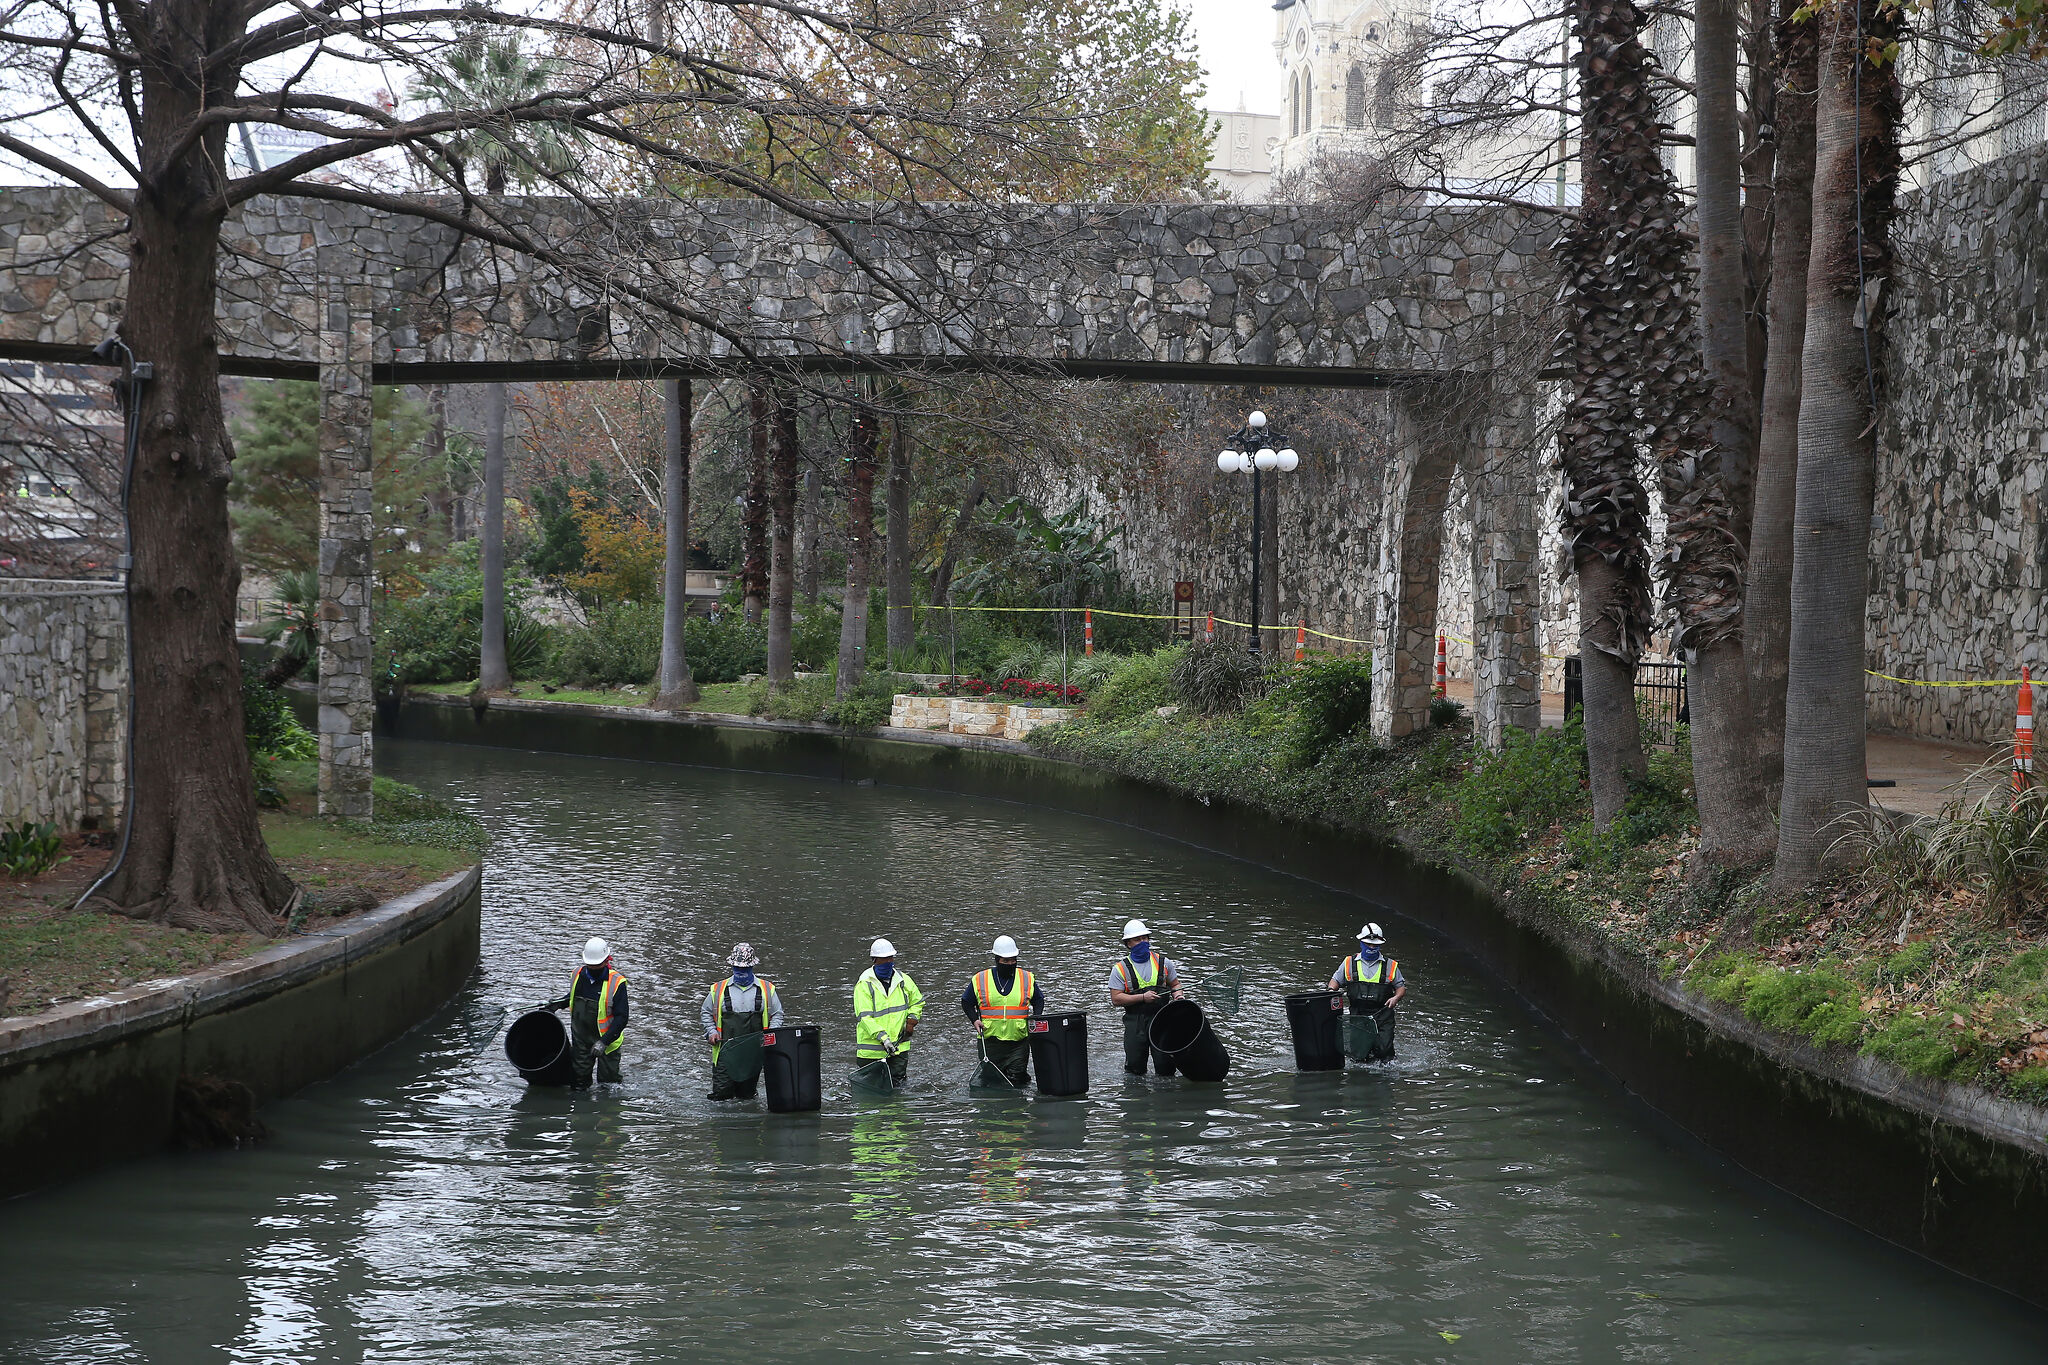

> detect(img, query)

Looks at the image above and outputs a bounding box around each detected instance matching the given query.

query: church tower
[1270,0,1414,181]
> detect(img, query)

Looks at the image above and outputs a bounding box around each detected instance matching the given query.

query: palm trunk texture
[650,379,698,710]
[478,382,511,692]
[1774,0,1901,892]
[765,400,799,684]
[838,409,880,695]
[930,476,985,607]
[1747,0,1818,802]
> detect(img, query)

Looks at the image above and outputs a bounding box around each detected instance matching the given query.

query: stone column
[317,281,375,820]
[82,585,128,828]
[1466,386,1544,748]
[1371,390,1459,743]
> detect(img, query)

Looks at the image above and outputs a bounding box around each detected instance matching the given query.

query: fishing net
[1199,966,1243,1018]
[720,1031,765,1085]
[849,1058,897,1095]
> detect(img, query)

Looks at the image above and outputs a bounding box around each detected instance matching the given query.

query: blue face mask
[1358,942,1382,963]
[1128,940,1152,963]
[730,967,755,988]
[874,961,895,985]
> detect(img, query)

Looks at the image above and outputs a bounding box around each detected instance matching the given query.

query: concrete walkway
[1438,677,2001,819]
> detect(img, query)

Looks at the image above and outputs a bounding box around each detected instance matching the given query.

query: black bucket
[1284,990,1347,1071]
[1148,998,1230,1082]
[1027,1010,1089,1096]
[504,1010,575,1086]
[762,1025,822,1113]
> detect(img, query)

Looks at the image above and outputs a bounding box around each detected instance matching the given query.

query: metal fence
[1562,656,1689,749]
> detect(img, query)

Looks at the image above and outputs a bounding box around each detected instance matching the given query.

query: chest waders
[974,968,1034,1088]
[1341,955,1399,1063]
[567,969,626,1087]
[1118,956,1177,1078]
[709,979,771,1100]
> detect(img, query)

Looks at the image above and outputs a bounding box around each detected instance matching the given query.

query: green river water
[0,739,2041,1362]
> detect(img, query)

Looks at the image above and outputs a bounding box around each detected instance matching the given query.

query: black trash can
[1284,990,1346,1071]
[1148,998,1230,1082]
[762,1025,822,1113]
[504,1010,575,1086]
[1027,1010,1089,1096]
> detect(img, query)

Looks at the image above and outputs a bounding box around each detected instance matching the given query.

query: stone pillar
[1371,390,1459,743]
[317,282,375,820]
[1466,386,1544,748]
[82,586,127,828]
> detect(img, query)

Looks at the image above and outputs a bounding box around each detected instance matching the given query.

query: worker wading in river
[1329,922,1406,1061]
[959,934,1043,1087]
[544,937,629,1088]
[854,938,923,1088]
[1108,919,1184,1077]
[701,942,784,1101]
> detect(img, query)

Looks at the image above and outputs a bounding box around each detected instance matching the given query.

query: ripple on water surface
[0,741,2041,1362]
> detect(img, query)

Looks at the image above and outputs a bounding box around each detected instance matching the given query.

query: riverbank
[0,761,484,1020]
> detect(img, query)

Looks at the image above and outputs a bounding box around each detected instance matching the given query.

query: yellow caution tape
[1864,671,2024,687]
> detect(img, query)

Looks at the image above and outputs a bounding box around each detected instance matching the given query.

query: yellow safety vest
[1340,955,1399,984]
[972,967,1035,1042]
[854,969,923,1059]
[713,976,776,1031]
[568,968,627,1054]
[1114,955,1166,993]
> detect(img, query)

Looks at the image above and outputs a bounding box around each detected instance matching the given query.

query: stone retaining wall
[0,865,481,1199]
[0,578,125,829]
[887,694,1075,742]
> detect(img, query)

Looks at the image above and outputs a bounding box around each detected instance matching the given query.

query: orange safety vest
[972,967,1035,1041]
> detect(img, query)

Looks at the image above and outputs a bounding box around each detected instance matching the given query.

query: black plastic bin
[1027,1010,1089,1096]
[505,1010,576,1086]
[1284,990,1347,1071]
[762,1025,822,1112]
[1148,998,1230,1082]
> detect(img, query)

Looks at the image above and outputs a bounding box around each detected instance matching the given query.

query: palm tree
[413,33,578,692]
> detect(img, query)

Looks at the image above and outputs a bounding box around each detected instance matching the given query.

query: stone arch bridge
[0,188,1556,813]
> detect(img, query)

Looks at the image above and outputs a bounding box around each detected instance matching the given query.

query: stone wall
[0,578,124,829]
[1871,144,2048,746]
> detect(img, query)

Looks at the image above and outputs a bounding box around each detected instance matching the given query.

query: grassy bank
[1024,646,2048,1108]
[0,762,484,1019]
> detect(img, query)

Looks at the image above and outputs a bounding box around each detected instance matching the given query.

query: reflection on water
[0,740,2041,1362]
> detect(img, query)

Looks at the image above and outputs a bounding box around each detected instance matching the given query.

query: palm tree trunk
[1747,0,1818,802]
[1578,557,1650,821]
[478,381,511,692]
[884,416,914,665]
[929,476,986,606]
[742,381,769,625]
[650,378,698,709]
[838,407,880,696]
[1773,0,1901,891]
[765,398,799,683]
[799,466,822,605]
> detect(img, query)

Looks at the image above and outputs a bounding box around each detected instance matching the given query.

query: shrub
[377,551,547,684]
[1069,651,1121,695]
[684,615,768,683]
[822,676,897,729]
[1087,647,1182,723]
[1171,640,1266,715]
[789,605,841,672]
[1271,653,1373,761]
[550,601,662,685]
[1430,695,1465,728]
[0,820,66,877]
[1926,772,2048,921]
[242,664,317,761]
[1447,721,1588,859]
[749,674,834,722]
[992,639,1049,684]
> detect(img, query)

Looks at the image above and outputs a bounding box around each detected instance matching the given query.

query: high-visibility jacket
[569,968,628,1054]
[854,968,923,1059]
[972,966,1036,1042]
[1336,954,1400,984]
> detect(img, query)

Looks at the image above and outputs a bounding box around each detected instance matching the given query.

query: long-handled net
[1197,966,1243,1018]
[968,1034,1023,1092]
[849,1057,897,1095]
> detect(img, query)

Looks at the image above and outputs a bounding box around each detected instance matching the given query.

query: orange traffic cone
[1434,634,1448,700]
[1295,619,1306,664]
[1083,609,1093,657]
[2016,666,2035,795]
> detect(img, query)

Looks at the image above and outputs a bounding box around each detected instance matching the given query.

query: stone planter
[889,694,954,732]
[887,695,1076,741]
[1004,706,1076,741]
[949,698,1009,737]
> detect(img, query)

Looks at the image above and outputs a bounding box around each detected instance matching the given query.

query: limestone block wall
[885,694,1073,741]
[0,579,125,829]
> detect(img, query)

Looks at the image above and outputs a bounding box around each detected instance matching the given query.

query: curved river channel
[3,739,2043,1362]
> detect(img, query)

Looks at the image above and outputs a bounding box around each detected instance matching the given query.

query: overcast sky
[1187,0,1284,115]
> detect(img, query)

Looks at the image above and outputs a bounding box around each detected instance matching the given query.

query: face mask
[874,961,896,985]
[1359,942,1382,963]
[1128,940,1152,963]
[730,968,755,988]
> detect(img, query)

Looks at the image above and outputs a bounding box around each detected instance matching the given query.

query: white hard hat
[991,935,1019,958]
[582,937,610,965]
[1122,919,1150,940]
[1358,923,1385,945]
[870,938,896,958]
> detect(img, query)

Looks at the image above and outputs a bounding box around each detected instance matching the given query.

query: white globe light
[1247,410,1268,430]
[1277,448,1299,472]
[1254,447,1278,471]
[1217,450,1238,472]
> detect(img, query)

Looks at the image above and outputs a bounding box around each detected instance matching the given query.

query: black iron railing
[1561,655,1689,748]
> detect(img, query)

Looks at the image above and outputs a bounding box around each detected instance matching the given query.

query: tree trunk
[1662,0,1775,867]
[742,381,770,625]
[884,416,914,664]
[1773,0,1901,892]
[1747,0,1818,803]
[1577,557,1650,822]
[1259,469,1280,654]
[764,398,799,683]
[88,20,295,932]
[478,382,511,691]
[838,407,880,696]
[799,465,822,605]
[929,475,986,606]
[649,378,698,709]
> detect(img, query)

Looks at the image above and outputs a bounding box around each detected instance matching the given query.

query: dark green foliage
[549,602,662,686]
[0,821,66,876]
[1171,640,1266,714]
[1088,647,1183,723]
[241,663,317,761]
[1268,654,1373,761]
[1560,729,1695,869]
[378,550,547,685]
[790,605,842,672]
[370,776,491,852]
[1429,696,1465,728]
[821,674,898,729]
[684,616,768,683]
[524,471,596,583]
[1446,720,1589,859]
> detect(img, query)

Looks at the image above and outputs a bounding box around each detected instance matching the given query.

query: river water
[1,739,2040,1362]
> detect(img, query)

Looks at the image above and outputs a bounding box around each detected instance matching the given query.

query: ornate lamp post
[1215,410,1300,655]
